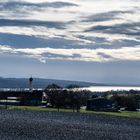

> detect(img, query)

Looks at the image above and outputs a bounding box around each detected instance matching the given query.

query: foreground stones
[0,110,139,140]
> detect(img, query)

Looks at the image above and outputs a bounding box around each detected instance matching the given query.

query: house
[0,90,43,106]
[20,90,43,106]
[87,97,118,111]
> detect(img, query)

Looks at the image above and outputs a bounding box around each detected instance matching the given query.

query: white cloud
[0,0,140,62]
[1,45,140,63]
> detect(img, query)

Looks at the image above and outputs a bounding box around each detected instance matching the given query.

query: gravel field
[0,110,139,140]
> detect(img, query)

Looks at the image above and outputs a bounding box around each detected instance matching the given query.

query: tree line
[44,84,91,112]
[44,84,140,111]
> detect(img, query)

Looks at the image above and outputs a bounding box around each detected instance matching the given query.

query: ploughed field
[0,110,139,140]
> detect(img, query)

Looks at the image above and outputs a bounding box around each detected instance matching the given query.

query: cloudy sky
[0,0,140,85]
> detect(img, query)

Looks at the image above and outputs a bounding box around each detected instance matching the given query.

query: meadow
[7,106,140,119]
[0,109,139,140]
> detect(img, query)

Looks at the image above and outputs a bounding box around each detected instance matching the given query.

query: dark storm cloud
[0,19,66,29]
[0,1,78,11]
[0,1,78,18]
[97,52,113,59]
[111,39,140,48]
[85,22,140,36]
[82,10,133,22]
[0,33,86,49]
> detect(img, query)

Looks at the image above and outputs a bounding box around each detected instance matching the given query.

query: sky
[0,0,140,85]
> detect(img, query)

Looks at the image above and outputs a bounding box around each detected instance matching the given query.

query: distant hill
[0,77,105,89]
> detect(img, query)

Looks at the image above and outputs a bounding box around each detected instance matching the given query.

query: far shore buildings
[87,98,118,111]
[0,90,43,106]
[0,77,43,106]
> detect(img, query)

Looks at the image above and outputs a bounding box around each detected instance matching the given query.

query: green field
[5,106,140,119]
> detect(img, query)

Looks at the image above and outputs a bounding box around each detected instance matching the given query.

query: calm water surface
[1,87,140,92]
[83,86,140,92]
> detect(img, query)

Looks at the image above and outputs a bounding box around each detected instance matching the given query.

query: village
[0,77,140,113]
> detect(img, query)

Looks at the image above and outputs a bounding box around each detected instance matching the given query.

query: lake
[82,86,140,92]
[1,86,140,92]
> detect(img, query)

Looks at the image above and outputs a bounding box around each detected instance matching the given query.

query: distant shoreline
[0,85,140,92]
